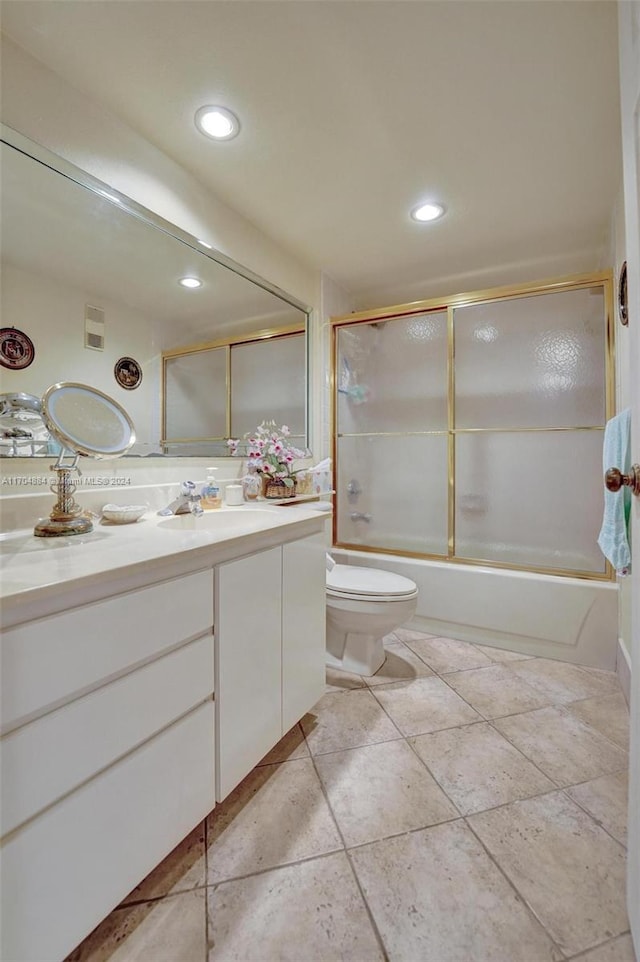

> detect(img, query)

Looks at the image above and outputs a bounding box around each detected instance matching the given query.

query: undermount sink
[158,509,278,533]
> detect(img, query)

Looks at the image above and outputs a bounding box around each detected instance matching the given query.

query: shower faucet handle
[605,465,640,496]
[347,478,362,503]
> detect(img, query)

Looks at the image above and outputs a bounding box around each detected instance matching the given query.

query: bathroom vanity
[0,505,326,962]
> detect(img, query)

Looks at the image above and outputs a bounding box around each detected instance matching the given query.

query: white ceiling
[0,0,622,308]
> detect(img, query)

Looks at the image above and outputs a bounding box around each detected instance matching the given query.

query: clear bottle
[242,464,261,500]
[200,467,221,509]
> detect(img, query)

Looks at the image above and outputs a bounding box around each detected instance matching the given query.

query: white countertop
[0,503,329,626]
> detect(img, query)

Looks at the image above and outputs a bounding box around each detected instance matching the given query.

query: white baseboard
[617,637,632,706]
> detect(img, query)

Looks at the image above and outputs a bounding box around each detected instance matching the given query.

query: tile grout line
[299,700,393,959]
[560,784,629,851]
[482,705,629,790]
[563,930,633,961]
[435,660,559,722]
[305,745,391,962]
[558,703,632,754]
[483,716,566,791]
[405,745,565,820]
[205,847,347,891]
[462,815,570,960]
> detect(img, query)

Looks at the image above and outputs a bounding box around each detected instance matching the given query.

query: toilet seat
[326,565,418,603]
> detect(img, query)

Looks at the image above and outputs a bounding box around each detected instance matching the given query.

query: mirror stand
[34,451,93,538]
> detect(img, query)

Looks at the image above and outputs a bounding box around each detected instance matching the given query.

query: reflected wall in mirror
[0,126,310,458]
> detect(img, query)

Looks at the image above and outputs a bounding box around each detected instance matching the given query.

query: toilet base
[326,629,386,676]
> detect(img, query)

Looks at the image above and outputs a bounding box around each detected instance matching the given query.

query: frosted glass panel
[336,434,448,555]
[455,288,606,428]
[455,431,605,572]
[337,312,447,435]
[164,349,227,439]
[231,334,305,438]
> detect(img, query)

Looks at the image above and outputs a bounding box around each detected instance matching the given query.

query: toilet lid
[326,565,417,598]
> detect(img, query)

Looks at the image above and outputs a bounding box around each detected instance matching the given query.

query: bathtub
[330,548,619,670]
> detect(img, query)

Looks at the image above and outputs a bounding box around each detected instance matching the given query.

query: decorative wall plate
[0,328,35,370]
[114,356,143,390]
[618,261,628,326]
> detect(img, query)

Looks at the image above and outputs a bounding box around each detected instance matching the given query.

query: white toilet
[326,560,418,676]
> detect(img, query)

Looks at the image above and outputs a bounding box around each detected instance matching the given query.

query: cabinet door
[282,533,326,732]
[215,546,282,801]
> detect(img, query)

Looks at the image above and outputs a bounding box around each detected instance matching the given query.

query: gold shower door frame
[331,270,615,581]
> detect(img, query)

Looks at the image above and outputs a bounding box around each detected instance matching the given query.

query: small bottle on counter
[242,465,261,500]
[200,467,222,509]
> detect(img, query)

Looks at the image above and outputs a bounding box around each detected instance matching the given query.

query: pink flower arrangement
[227,420,308,488]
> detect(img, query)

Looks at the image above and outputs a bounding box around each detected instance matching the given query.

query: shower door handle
[605,465,640,496]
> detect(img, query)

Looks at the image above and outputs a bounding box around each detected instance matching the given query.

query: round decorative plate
[0,328,35,370]
[114,356,143,390]
[618,261,628,326]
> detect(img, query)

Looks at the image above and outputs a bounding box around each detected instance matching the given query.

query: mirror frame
[0,123,312,457]
[42,382,136,458]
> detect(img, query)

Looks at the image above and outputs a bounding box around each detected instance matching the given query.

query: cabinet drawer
[1,633,214,836]
[0,700,215,962]
[1,568,213,733]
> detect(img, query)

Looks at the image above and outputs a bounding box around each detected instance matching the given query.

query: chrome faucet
[158,481,204,517]
[350,511,372,523]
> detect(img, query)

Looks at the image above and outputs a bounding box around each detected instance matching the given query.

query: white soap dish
[101,504,148,524]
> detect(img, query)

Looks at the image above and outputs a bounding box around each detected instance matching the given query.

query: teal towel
[597,409,631,574]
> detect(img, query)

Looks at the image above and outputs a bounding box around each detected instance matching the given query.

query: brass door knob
[605,464,640,496]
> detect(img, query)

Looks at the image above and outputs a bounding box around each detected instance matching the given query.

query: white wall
[312,273,354,460]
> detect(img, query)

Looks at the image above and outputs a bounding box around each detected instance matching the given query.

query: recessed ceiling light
[411,202,446,223]
[179,277,202,289]
[195,105,240,141]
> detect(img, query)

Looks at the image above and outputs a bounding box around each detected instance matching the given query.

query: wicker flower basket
[262,476,297,499]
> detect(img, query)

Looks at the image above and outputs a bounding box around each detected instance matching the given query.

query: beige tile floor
[66,631,636,962]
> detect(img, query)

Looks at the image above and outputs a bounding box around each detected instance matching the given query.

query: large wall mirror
[0,126,310,458]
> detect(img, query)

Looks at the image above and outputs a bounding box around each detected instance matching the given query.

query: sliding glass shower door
[333,273,613,578]
[336,313,449,556]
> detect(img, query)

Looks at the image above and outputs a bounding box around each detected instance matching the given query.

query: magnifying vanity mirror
[0,125,310,461]
[31,383,136,537]
[42,382,136,460]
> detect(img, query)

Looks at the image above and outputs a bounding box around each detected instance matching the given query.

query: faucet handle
[181,480,197,494]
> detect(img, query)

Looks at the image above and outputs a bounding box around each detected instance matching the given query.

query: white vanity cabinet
[0,569,216,962]
[0,514,326,962]
[215,531,326,800]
